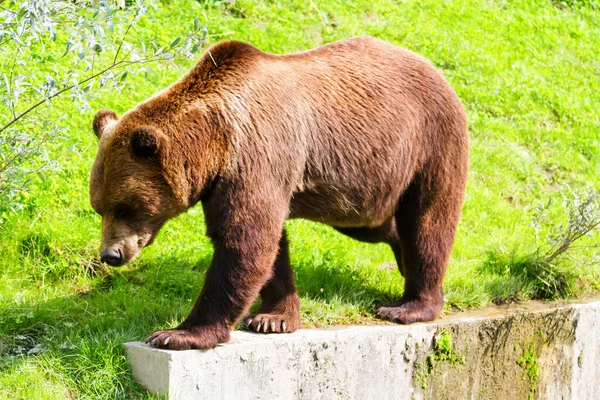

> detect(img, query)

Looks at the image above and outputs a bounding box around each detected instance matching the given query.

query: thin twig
[0,53,188,134]
[0,60,124,133]
[112,12,136,65]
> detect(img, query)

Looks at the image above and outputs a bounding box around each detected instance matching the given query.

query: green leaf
[62,41,73,57]
[170,36,181,49]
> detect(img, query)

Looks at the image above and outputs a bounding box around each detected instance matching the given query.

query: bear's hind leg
[245,230,301,333]
[377,170,465,324]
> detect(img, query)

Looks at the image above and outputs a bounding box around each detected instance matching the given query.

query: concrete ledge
[124,300,600,399]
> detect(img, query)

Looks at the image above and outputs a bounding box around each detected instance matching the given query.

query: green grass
[1,0,600,397]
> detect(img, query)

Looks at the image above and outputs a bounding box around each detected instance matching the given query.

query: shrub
[483,189,600,300]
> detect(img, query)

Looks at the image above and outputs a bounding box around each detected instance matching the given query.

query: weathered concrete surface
[124,299,600,400]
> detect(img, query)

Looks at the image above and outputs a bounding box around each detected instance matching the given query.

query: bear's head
[89,109,187,266]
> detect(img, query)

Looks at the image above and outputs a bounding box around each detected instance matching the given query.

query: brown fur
[90,37,469,350]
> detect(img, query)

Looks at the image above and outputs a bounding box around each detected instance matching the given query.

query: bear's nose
[100,249,123,266]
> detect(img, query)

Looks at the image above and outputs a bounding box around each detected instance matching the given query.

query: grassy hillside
[1,0,599,397]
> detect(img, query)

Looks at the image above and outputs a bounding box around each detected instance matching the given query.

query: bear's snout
[100,248,124,266]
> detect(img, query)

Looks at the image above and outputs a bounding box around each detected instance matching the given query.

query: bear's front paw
[245,313,300,333]
[377,298,443,324]
[145,325,230,350]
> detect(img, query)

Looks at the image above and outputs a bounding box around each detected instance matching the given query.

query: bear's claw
[245,313,298,334]
[145,326,229,350]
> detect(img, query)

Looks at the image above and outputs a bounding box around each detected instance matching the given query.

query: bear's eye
[113,204,133,220]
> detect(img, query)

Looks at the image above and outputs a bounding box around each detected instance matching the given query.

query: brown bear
[90,37,469,350]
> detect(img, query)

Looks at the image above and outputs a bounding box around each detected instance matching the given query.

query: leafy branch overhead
[0,0,207,213]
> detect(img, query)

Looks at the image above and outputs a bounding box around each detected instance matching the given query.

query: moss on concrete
[517,344,540,399]
[411,307,577,399]
[414,329,465,389]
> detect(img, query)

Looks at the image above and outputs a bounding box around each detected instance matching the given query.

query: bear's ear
[93,109,118,139]
[130,127,167,159]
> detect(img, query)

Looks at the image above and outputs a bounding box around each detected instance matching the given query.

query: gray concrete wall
[124,300,600,399]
